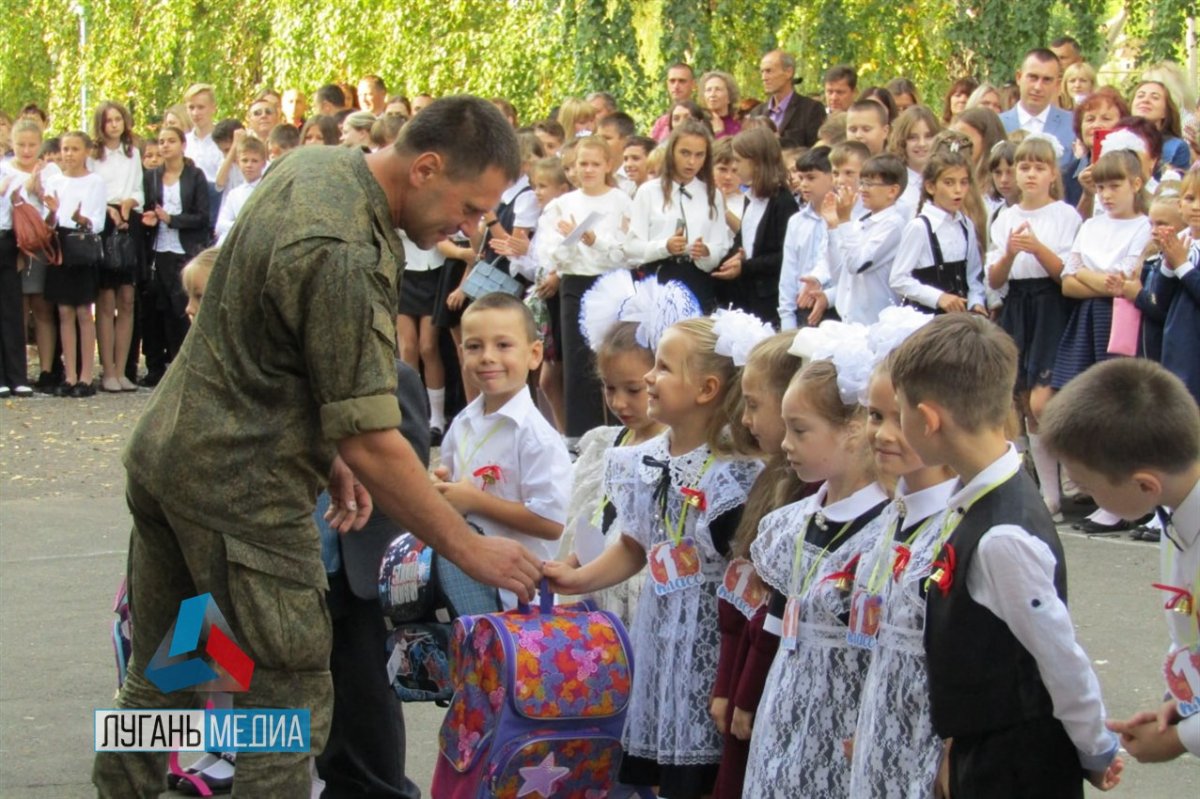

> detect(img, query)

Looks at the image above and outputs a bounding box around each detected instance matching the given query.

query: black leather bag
[102,228,138,274]
[57,227,104,269]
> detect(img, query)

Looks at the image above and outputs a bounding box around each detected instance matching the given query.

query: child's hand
[446,287,467,311]
[71,203,92,230]
[434,476,485,515]
[689,237,709,259]
[555,215,576,237]
[1102,273,1126,298]
[709,697,729,734]
[936,293,967,313]
[432,465,451,482]
[1072,138,1087,160]
[666,226,687,256]
[834,184,856,222]
[1107,699,1187,763]
[730,707,754,741]
[1086,756,1123,790]
[805,292,829,326]
[43,191,59,215]
[542,559,586,595]
[154,204,170,223]
[713,248,743,280]
[819,192,840,227]
[141,210,157,227]
[1157,228,1190,269]
[536,271,560,299]
[1009,221,1039,253]
[493,228,530,257]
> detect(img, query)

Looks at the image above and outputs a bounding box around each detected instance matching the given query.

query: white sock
[1089,507,1122,524]
[1028,434,1061,508]
[427,387,445,429]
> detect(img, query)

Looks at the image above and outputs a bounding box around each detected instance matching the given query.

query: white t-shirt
[214,178,259,243]
[186,130,223,183]
[398,229,446,273]
[153,181,185,254]
[987,201,1081,283]
[1061,214,1152,276]
[42,172,108,232]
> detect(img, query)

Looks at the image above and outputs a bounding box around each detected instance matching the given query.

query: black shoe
[34,372,60,393]
[137,372,163,388]
[70,382,96,398]
[1135,526,1161,542]
[55,382,75,397]
[0,387,9,399]
[1078,518,1132,535]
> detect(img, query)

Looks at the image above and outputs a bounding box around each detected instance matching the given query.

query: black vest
[924,470,1067,738]
[480,184,533,275]
[910,214,969,309]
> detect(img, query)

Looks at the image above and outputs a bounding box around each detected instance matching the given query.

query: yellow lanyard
[456,419,505,474]
[589,429,635,528]
[790,517,854,599]
[924,469,1016,592]
[865,510,935,595]
[661,455,715,546]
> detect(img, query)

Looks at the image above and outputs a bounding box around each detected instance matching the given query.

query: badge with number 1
[781,596,801,652]
[846,590,883,650]
[648,538,703,596]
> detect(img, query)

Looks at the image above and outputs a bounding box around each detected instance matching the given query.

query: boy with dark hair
[622,135,656,194]
[266,123,300,160]
[598,112,637,193]
[779,145,833,328]
[314,84,346,116]
[1041,359,1200,765]
[890,314,1122,798]
[434,292,570,608]
[818,148,905,324]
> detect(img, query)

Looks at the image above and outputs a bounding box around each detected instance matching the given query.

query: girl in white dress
[546,316,761,798]
[744,322,889,799]
[846,307,956,799]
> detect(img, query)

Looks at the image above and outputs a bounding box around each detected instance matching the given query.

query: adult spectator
[281,88,307,127]
[886,78,920,114]
[750,50,826,149]
[650,62,696,141]
[91,95,538,797]
[314,84,346,117]
[999,48,1078,180]
[246,94,279,140]
[942,77,978,123]
[491,98,518,127]
[358,75,388,116]
[1049,35,1083,71]
[823,65,858,113]
[1131,79,1192,172]
[411,94,435,115]
[386,95,413,117]
[587,91,617,123]
[700,70,741,139]
[966,83,1004,115]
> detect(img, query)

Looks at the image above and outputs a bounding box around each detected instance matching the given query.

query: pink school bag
[431,581,637,798]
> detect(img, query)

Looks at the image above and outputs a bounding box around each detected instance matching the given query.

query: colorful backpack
[431,583,635,799]
[379,531,502,704]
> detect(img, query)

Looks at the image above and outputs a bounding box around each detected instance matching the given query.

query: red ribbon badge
[891,545,912,582]
[821,554,861,592]
[473,465,502,487]
[680,487,707,511]
[927,544,956,596]
[1151,583,1195,615]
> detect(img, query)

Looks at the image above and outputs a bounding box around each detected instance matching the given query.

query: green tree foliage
[0,0,1187,135]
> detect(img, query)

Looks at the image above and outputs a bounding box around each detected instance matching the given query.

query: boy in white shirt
[821,149,906,324]
[778,145,834,329]
[434,293,571,607]
[215,138,267,243]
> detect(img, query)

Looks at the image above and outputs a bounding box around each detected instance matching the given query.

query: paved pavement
[0,390,1195,797]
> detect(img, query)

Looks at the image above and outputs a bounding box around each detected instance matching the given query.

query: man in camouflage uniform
[94,97,543,798]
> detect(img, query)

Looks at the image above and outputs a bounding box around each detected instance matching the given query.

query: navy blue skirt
[1051,297,1120,389]
[998,278,1075,391]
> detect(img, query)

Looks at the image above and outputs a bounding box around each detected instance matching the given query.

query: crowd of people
[1,31,1193,799]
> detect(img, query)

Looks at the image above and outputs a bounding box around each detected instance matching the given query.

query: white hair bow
[1022,131,1065,160]
[1099,129,1149,158]
[580,270,702,353]
[712,308,775,367]
[788,320,874,406]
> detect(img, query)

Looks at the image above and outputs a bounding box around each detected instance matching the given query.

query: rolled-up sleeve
[520,427,572,524]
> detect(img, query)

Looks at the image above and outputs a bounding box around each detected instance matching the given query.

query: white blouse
[88,146,144,209]
[987,201,1081,283]
[153,181,185,254]
[1061,214,1151,276]
[739,194,769,259]
[534,187,632,277]
[41,172,108,232]
[626,177,731,272]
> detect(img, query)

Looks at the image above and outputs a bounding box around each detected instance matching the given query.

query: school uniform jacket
[720,186,799,325]
[143,159,212,256]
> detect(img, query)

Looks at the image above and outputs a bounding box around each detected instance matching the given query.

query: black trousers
[316,568,420,799]
[147,250,191,367]
[950,716,1084,799]
[559,274,607,438]
[0,233,27,388]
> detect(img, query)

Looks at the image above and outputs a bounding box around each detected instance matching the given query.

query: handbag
[102,228,137,274]
[58,227,104,269]
[1106,296,1141,357]
[10,188,60,266]
[460,259,524,300]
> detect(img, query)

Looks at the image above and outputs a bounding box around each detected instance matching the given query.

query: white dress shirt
[987,200,1081,283]
[739,193,769,260]
[185,130,223,183]
[626,177,731,272]
[954,445,1119,770]
[440,389,572,606]
[777,204,830,329]
[395,228,446,273]
[214,178,259,243]
[891,204,985,310]
[534,188,632,277]
[1016,103,1052,134]
[827,203,905,324]
[500,175,540,230]
[88,147,144,209]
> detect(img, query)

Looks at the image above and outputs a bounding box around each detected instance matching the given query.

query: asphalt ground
[0,388,1195,797]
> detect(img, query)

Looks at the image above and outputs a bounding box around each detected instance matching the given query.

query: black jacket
[718,187,799,327]
[750,92,826,149]
[143,159,212,256]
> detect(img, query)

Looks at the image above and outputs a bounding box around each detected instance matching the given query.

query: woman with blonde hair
[557,97,597,138]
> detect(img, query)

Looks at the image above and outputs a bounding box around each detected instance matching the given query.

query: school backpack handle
[517,577,554,615]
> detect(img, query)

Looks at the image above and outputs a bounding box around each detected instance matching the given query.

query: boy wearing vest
[1042,359,1200,765]
[889,314,1122,798]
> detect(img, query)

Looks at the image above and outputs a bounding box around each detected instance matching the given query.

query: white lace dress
[607,433,762,766]
[744,487,888,798]
[849,493,953,799]
[558,424,644,627]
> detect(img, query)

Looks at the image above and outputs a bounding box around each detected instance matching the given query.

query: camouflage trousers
[93,476,333,798]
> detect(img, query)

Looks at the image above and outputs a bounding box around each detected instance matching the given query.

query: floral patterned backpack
[431,581,636,798]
